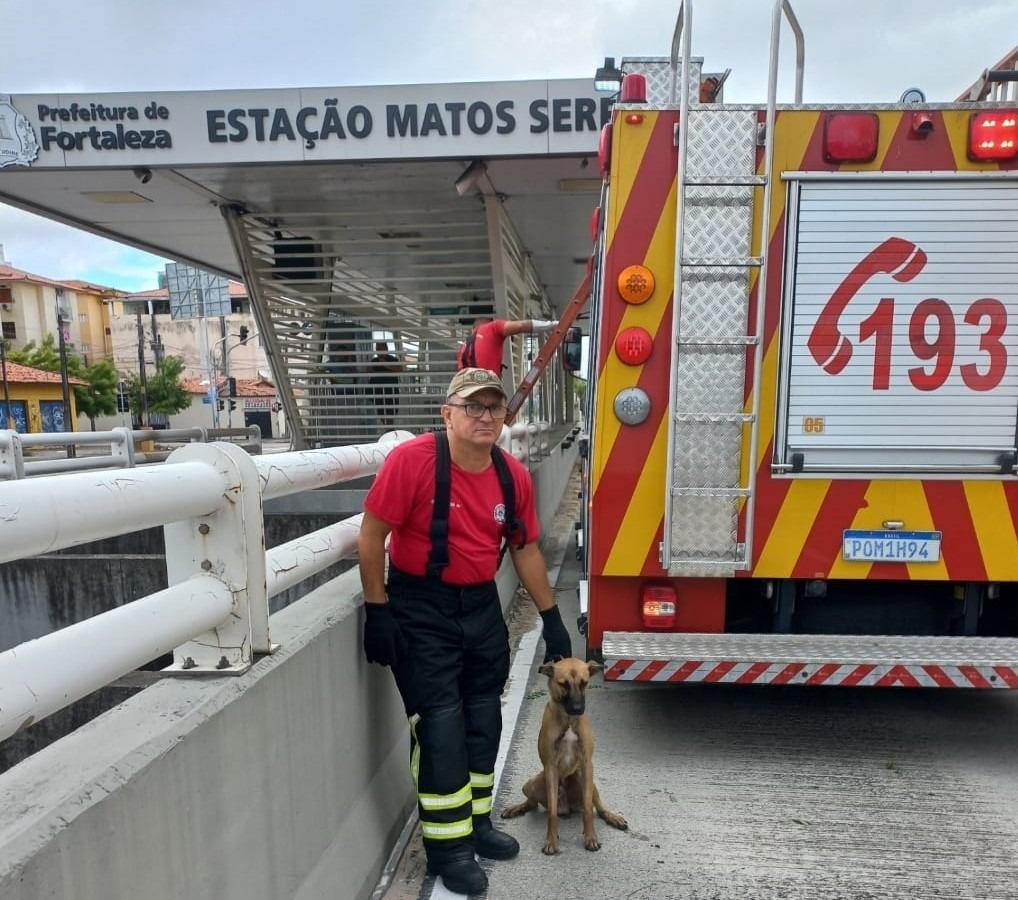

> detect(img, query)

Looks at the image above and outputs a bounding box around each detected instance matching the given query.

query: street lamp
[594,57,624,94]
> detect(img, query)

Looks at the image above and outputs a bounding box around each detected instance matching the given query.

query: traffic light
[228,399,237,412]
[227,376,237,397]
[217,399,225,411]
[238,326,249,345]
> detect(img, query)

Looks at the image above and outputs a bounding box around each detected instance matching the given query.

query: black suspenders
[425,431,527,579]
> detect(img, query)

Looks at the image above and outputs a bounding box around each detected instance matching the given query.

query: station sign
[0,80,611,169]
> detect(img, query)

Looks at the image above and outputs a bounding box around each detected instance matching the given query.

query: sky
[0,0,1014,291]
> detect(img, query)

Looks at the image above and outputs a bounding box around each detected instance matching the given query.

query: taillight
[969,110,1018,160]
[823,112,879,163]
[641,585,677,630]
[617,265,655,304]
[614,327,653,365]
[598,124,613,179]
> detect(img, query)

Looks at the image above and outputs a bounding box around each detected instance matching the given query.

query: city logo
[0,96,39,168]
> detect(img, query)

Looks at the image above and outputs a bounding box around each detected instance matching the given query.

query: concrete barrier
[0,439,579,900]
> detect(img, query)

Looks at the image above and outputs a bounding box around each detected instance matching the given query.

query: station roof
[0,80,607,319]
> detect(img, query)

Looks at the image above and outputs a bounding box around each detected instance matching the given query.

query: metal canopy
[0,146,598,446]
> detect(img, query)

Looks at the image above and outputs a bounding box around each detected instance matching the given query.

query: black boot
[472,814,520,860]
[425,841,488,895]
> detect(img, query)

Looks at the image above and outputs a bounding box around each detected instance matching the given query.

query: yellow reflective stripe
[418,783,472,811]
[421,816,474,840]
[469,771,495,788]
[408,715,421,788]
[472,796,493,815]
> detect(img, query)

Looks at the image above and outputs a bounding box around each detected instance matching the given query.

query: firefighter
[358,367,572,895]
[456,316,558,372]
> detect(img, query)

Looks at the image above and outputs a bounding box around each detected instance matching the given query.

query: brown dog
[501,657,627,854]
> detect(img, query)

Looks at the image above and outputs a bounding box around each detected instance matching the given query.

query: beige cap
[447,367,508,400]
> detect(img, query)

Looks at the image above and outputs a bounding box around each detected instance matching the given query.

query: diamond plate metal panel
[685,110,758,178]
[674,350,745,415]
[683,188,753,259]
[602,633,1018,667]
[680,268,749,337]
[621,57,701,106]
[669,492,739,556]
[671,420,743,487]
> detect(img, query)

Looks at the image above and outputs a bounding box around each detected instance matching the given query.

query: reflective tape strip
[409,714,421,787]
[470,771,495,788]
[472,795,493,815]
[604,659,1018,688]
[419,783,472,811]
[421,816,474,840]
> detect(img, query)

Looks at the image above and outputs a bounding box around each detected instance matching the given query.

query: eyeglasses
[446,401,508,420]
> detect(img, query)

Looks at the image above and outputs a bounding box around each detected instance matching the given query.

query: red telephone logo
[807,237,927,374]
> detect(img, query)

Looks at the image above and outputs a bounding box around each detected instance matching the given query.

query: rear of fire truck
[581,4,1018,688]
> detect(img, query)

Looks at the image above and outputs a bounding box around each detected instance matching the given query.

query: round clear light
[613,387,651,425]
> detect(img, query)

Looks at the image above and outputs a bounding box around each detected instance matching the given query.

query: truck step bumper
[602,632,1018,688]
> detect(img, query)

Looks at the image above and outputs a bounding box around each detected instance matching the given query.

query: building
[0,361,84,432]
[107,280,268,384]
[0,263,121,366]
[180,377,284,438]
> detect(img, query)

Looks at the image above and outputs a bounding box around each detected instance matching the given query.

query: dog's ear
[538,663,555,678]
[586,660,603,676]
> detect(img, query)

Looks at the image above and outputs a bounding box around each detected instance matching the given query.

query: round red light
[620,73,647,104]
[625,113,644,125]
[614,327,653,365]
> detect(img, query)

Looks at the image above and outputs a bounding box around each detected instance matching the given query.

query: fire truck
[578,4,1018,688]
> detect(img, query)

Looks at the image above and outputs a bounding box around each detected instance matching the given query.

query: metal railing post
[110,426,137,469]
[162,442,271,673]
[0,430,24,480]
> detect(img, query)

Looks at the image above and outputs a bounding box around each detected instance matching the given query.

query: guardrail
[0,425,263,480]
[0,431,412,743]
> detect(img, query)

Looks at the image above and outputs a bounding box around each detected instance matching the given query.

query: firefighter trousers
[386,567,510,859]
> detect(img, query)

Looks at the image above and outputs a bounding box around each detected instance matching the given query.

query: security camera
[133,168,153,185]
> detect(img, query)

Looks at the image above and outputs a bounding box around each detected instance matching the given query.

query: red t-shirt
[463,320,507,373]
[364,432,540,585]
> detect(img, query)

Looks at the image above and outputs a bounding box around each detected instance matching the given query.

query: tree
[8,336,120,430]
[76,359,119,430]
[128,355,191,422]
[8,335,65,372]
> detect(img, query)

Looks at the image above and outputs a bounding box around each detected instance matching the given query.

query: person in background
[456,316,557,373]
[369,341,402,428]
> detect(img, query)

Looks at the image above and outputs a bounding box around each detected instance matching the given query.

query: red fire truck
[580,5,1018,688]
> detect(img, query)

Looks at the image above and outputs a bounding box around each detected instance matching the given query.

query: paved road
[485,546,1018,900]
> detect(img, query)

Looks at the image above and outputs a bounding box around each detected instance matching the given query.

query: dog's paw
[602,810,628,831]
[542,841,560,856]
[583,834,601,851]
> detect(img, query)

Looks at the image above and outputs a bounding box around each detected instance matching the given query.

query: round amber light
[617,265,655,304]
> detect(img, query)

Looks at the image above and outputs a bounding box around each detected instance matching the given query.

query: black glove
[539,605,572,662]
[363,602,406,667]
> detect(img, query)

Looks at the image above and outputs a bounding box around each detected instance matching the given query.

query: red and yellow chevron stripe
[589,107,1018,598]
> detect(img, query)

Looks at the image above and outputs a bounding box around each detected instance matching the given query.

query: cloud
[0,205,168,291]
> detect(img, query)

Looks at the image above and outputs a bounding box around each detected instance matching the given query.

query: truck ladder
[505,269,592,425]
[662,0,803,577]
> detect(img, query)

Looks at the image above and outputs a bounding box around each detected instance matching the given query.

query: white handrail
[0,433,410,742]
[0,574,233,743]
[266,515,364,599]
[0,461,228,564]
[255,430,412,500]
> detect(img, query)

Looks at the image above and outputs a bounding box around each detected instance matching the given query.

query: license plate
[842,530,942,563]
